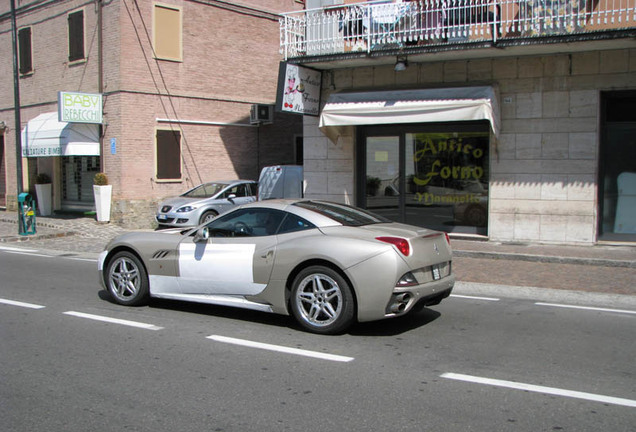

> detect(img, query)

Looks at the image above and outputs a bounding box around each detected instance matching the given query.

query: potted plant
[34,173,52,216]
[366,176,381,196]
[93,172,112,222]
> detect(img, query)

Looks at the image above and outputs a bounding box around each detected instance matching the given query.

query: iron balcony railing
[280,0,636,59]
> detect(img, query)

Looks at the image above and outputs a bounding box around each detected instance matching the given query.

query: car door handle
[261,250,274,259]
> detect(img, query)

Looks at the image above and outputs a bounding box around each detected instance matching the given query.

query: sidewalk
[1,210,635,296]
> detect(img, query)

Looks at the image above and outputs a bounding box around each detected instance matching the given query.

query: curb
[454,250,636,269]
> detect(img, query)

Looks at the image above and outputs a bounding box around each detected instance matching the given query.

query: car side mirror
[227,193,236,203]
[194,226,210,243]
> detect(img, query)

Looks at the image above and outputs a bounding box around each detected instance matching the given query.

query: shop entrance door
[358,122,490,235]
[62,156,100,212]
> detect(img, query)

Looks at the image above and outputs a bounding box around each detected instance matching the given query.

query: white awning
[319,86,500,141]
[21,112,100,158]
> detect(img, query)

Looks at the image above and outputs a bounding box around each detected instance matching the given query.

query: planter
[93,185,112,222]
[35,183,52,216]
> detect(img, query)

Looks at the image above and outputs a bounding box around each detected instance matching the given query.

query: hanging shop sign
[276,63,322,116]
[58,91,103,124]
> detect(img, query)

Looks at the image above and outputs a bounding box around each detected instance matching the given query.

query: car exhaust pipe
[390,302,407,314]
[388,293,412,314]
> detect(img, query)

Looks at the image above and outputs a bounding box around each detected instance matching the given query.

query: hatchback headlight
[177,206,197,213]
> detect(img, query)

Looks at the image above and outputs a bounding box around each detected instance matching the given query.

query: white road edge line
[535,302,636,315]
[207,335,354,363]
[441,373,636,408]
[0,246,38,252]
[4,251,52,258]
[450,294,500,301]
[63,311,163,330]
[0,298,46,309]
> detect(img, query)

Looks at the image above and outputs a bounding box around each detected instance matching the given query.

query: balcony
[280,0,636,63]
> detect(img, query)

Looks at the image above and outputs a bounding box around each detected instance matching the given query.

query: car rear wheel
[106,251,149,306]
[290,266,355,334]
[199,210,218,225]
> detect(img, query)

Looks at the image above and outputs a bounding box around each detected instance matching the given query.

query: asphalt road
[1,249,635,432]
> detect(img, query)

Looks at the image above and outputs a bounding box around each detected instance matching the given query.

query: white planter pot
[94,185,112,222]
[35,183,52,216]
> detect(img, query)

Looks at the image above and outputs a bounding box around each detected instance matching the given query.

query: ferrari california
[99,200,454,334]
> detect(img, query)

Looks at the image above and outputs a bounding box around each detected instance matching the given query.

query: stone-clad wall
[303,49,636,243]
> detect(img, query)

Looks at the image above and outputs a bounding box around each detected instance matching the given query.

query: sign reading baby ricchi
[58,91,103,124]
[276,63,322,116]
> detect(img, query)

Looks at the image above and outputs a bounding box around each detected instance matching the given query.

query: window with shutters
[18,27,33,75]
[156,129,182,181]
[153,3,182,61]
[68,10,85,62]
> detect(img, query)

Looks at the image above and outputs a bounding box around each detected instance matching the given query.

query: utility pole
[10,0,25,234]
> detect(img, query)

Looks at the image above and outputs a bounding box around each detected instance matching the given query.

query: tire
[290,266,355,335]
[199,210,218,225]
[105,251,149,306]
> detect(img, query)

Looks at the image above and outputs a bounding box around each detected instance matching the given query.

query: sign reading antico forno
[58,91,103,124]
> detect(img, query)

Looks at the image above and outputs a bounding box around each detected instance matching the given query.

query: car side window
[236,184,247,197]
[278,214,316,234]
[205,208,285,237]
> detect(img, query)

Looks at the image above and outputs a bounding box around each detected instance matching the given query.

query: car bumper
[156,214,196,227]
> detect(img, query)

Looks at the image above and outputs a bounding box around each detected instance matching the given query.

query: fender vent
[152,250,171,259]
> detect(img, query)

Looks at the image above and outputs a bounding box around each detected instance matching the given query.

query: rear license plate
[432,265,441,280]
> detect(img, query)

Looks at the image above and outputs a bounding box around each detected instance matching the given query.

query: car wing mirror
[227,193,236,203]
[193,226,210,243]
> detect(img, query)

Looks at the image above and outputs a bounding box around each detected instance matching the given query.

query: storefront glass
[62,156,100,211]
[359,122,490,235]
[599,92,636,241]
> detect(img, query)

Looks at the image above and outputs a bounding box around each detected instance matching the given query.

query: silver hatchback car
[155,180,257,228]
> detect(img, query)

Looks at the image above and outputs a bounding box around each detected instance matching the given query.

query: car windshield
[293,201,390,226]
[182,183,228,198]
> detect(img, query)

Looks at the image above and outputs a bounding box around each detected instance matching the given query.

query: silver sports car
[99,200,455,334]
[155,180,257,228]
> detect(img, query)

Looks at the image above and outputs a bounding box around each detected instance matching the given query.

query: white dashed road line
[63,311,164,330]
[535,302,636,315]
[0,298,46,309]
[208,335,355,363]
[441,373,636,408]
[450,294,500,301]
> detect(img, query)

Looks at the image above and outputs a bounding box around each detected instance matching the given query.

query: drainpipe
[10,0,24,234]
[97,0,104,167]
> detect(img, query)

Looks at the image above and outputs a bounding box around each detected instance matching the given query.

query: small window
[278,214,315,235]
[68,10,85,62]
[153,3,182,61]
[156,129,182,180]
[18,27,32,75]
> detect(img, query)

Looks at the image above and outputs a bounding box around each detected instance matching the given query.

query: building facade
[280,0,636,245]
[0,0,303,228]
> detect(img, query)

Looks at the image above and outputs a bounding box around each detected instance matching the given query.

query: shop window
[359,123,490,236]
[599,92,636,241]
[153,3,182,61]
[156,129,182,180]
[68,10,85,62]
[18,27,32,75]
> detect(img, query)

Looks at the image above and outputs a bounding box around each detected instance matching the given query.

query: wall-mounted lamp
[0,121,6,131]
[394,56,408,72]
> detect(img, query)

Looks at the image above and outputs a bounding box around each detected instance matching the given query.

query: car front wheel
[290,266,355,334]
[199,210,218,225]
[105,251,149,306]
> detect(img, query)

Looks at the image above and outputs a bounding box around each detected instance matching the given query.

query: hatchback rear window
[293,201,390,226]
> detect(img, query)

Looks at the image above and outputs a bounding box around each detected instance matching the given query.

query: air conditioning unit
[250,104,273,125]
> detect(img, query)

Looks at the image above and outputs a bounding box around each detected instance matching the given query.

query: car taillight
[444,232,451,245]
[376,236,410,256]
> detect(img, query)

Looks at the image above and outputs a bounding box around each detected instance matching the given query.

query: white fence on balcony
[280,0,636,59]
